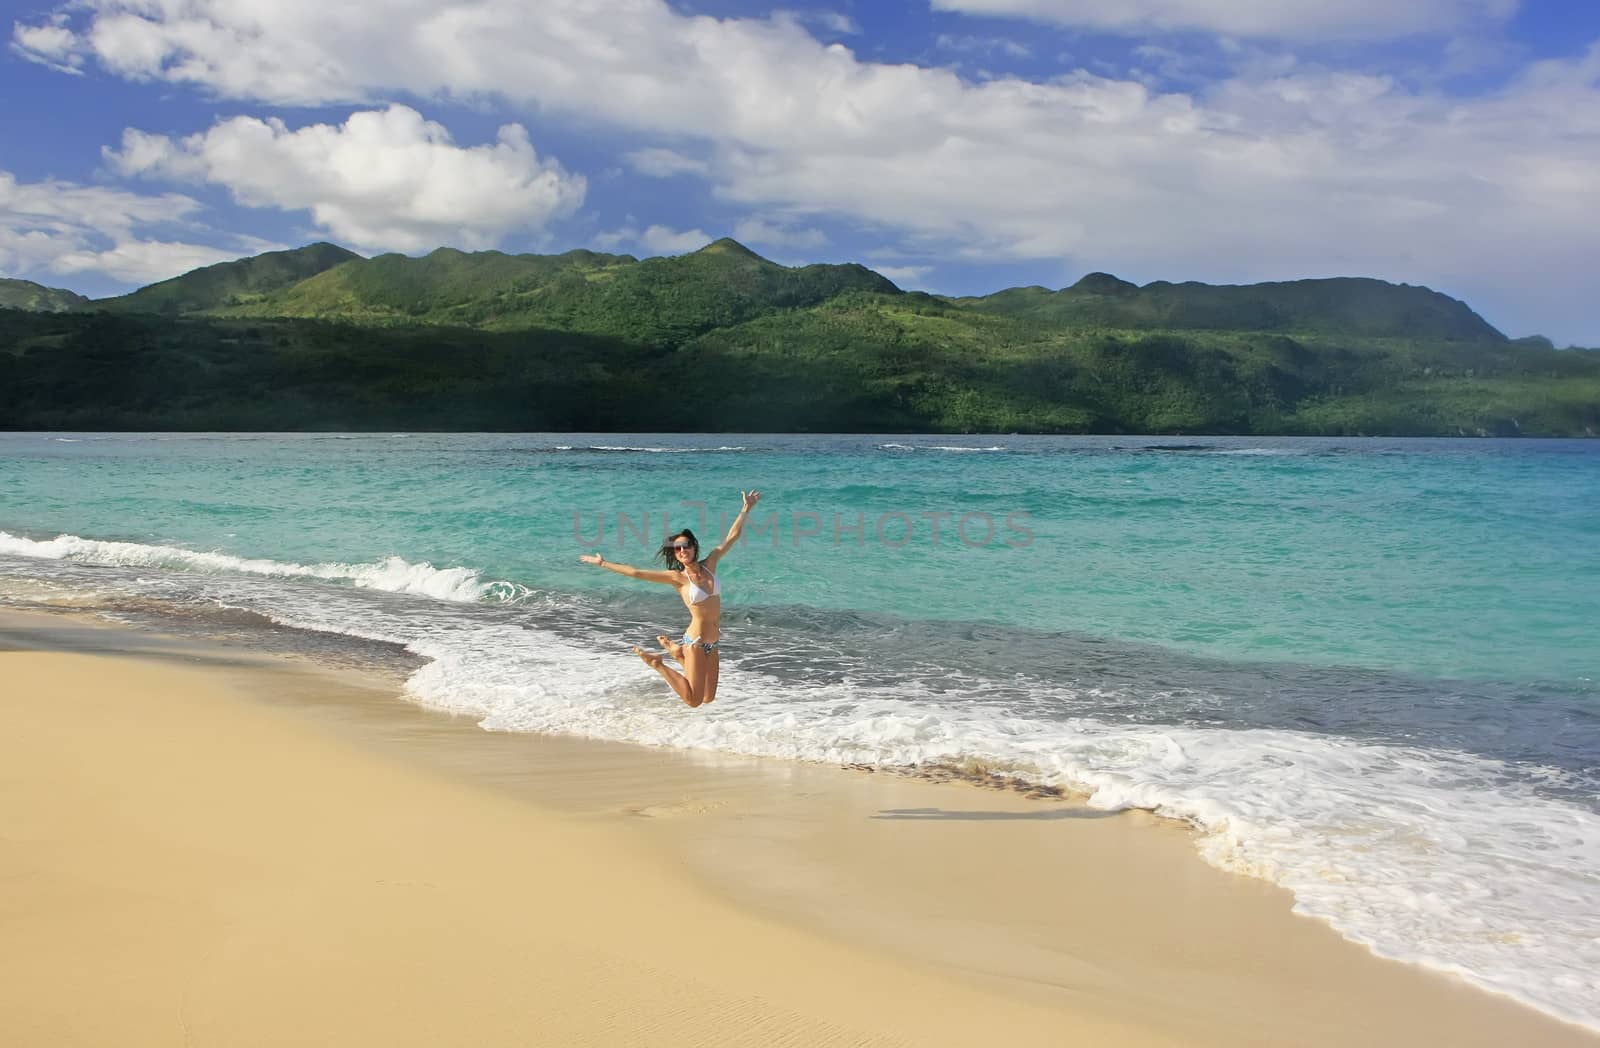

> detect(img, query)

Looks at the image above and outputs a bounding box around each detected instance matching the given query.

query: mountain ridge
[0,278,90,313]
[206,239,900,344]
[954,274,1502,342]
[1,239,1539,345]
[96,242,364,315]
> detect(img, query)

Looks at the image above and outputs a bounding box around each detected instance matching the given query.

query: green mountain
[3,287,1595,436]
[97,242,362,315]
[221,245,632,324]
[91,239,1503,346]
[673,289,1594,434]
[0,278,90,313]
[956,273,1503,341]
[4,239,1594,435]
[219,238,899,345]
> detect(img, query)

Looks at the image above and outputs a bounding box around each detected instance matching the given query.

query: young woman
[579,490,761,708]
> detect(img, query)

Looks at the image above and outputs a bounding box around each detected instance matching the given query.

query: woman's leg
[633,645,706,707]
[679,643,710,707]
[656,634,685,661]
[702,648,720,704]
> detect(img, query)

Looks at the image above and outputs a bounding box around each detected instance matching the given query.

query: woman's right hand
[580,552,604,565]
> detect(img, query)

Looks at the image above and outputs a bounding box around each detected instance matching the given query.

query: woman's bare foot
[656,634,684,661]
[633,646,664,670]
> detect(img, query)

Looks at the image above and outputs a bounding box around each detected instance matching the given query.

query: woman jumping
[579,490,761,708]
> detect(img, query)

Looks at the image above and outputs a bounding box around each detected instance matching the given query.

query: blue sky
[4,0,1598,343]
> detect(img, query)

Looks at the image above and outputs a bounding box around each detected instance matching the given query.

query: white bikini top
[683,567,721,605]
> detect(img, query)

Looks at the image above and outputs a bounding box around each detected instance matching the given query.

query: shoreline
[5,429,1598,439]
[2,607,1596,1046]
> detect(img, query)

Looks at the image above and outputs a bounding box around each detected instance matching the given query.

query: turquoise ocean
[1,432,1596,1027]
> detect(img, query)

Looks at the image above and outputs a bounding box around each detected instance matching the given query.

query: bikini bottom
[680,634,721,655]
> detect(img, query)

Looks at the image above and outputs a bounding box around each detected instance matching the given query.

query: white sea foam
[400,645,1600,1030]
[878,443,1007,453]
[3,541,1596,1030]
[570,444,746,453]
[0,531,528,604]
[0,574,110,607]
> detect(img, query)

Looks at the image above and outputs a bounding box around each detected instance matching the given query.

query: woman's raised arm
[706,490,761,569]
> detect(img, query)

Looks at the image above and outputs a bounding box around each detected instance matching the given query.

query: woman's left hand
[741,489,762,510]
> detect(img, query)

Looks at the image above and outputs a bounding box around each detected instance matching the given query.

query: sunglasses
[671,543,695,551]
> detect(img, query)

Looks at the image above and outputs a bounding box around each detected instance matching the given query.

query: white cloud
[639,224,715,255]
[934,33,1032,59]
[625,148,709,178]
[11,18,84,72]
[105,105,585,254]
[0,170,248,285]
[818,12,860,36]
[0,171,202,234]
[593,228,632,251]
[641,224,710,254]
[873,264,933,287]
[596,223,712,255]
[732,218,827,249]
[782,10,860,36]
[927,0,1518,41]
[48,238,251,283]
[14,1,1600,339]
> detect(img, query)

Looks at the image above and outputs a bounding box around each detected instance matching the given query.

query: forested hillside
[2,240,1595,435]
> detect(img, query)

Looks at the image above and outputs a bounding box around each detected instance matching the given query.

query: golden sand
[1,611,1593,1047]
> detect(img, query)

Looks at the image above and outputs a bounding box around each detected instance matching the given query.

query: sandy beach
[2,608,1594,1047]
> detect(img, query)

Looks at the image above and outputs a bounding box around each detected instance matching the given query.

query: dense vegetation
[217,239,899,345]
[0,278,89,313]
[98,243,361,315]
[956,272,1503,341]
[2,241,1596,435]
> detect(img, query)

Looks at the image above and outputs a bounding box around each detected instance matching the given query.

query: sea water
[1,432,1596,1028]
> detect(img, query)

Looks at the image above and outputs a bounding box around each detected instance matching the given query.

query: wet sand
[2,609,1593,1047]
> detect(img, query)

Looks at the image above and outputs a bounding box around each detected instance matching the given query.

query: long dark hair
[656,529,699,571]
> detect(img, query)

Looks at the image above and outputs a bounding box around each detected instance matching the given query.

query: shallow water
[1,432,1596,1028]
